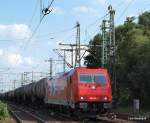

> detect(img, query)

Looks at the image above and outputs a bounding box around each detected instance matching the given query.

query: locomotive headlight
[91,86,96,90]
[104,96,108,100]
[81,96,84,100]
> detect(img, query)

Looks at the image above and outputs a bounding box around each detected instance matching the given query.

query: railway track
[9,104,46,123]
[8,102,149,123]
[97,112,150,123]
[8,103,80,123]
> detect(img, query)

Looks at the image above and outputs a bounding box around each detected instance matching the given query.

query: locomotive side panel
[45,70,77,107]
[46,77,68,105]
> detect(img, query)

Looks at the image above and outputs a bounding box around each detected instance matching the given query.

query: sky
[0,0,149,92]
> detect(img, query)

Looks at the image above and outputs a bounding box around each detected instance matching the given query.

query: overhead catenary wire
[0,26,75,42]
[84,13,109,42]
[47,0,55,10]
[15,0,55,66]
[21,0,55,52]
[85,27,100,42]
[116,0,136,22]
[114,0,126,10]
[0,0,46,70]
[35,26,76,38]
[1,0,56,73]
[0,0,40,43]
[28,0,40,28]
[86,13,109,28]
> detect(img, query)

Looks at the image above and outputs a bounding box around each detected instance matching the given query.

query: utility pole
[45,58,53,78]
[63,50,66,72]
[24,72,27,84]
[21,73,24,86]
[108,5,116,96]
[24,72,26,85]
[13,80,16,89]
[59,43,102,68]
[31,71,34,82]
[75,21,81,67]
[101,5,116,99]
[101,20,108,68]
[53,49,73,71]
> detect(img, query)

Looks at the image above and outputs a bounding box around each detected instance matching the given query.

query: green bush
[0,101,9,120]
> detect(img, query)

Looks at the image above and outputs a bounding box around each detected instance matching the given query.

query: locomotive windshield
[80,74,107,84]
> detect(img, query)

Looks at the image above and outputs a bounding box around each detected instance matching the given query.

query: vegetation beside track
[113,106,150,117]
[0,102,17,123]
[85,11,150,109]
[0,101,10,122]
[0,101,9,119]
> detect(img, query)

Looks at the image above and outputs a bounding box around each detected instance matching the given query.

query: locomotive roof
[50,69,74,80]
[49,67,107,80]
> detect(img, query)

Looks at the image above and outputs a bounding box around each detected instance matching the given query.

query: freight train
[0,67,112,114]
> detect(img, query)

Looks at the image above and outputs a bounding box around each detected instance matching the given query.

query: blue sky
[0,0,149,91]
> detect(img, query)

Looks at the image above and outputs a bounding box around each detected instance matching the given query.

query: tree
[84,34,102,68]
[139,11,150,30]
[85,11,150,108]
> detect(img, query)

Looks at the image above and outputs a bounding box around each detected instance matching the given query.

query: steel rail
[9,104,47,123]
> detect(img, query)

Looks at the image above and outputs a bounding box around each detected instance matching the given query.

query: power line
[117,0,136,22]
[47,0,55,10]
[41,0,55,17]
[7,0,55,70]
[0,38,28,42]
[0,26,76,43]
[28,0,40,28]
[87,27,100,40]
[0,1,39,43]
[35,26,76,38]
[86,13,109,28]
[21,0,55,52]
[21,19,44,53]
[84,13,109,44]
[114,0,126,10]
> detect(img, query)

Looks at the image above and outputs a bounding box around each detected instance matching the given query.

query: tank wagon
[1,68,112,113]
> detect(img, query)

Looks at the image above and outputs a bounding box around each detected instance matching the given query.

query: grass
[113,106,132,114]
[0,101,16,123]
[113,106,150,116]
[139,109,150,116]
[0,101,10,120]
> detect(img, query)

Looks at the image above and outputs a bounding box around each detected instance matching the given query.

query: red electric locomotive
[0,67,112,114]
[45,67,112,113]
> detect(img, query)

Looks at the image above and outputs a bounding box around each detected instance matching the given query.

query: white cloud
[0,48,34,66]
[96,0,107,6]
[0,49,3,56]
[72,6,98,15]
[24,57,33,65]
[0,24,32,40]
[52,7,65,15]
[7,53,23,66]
[125,0,133,4]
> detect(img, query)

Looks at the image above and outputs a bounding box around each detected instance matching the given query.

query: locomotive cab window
[80,74,92,83]
[94,74,107,84]
[80,74,107,84]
